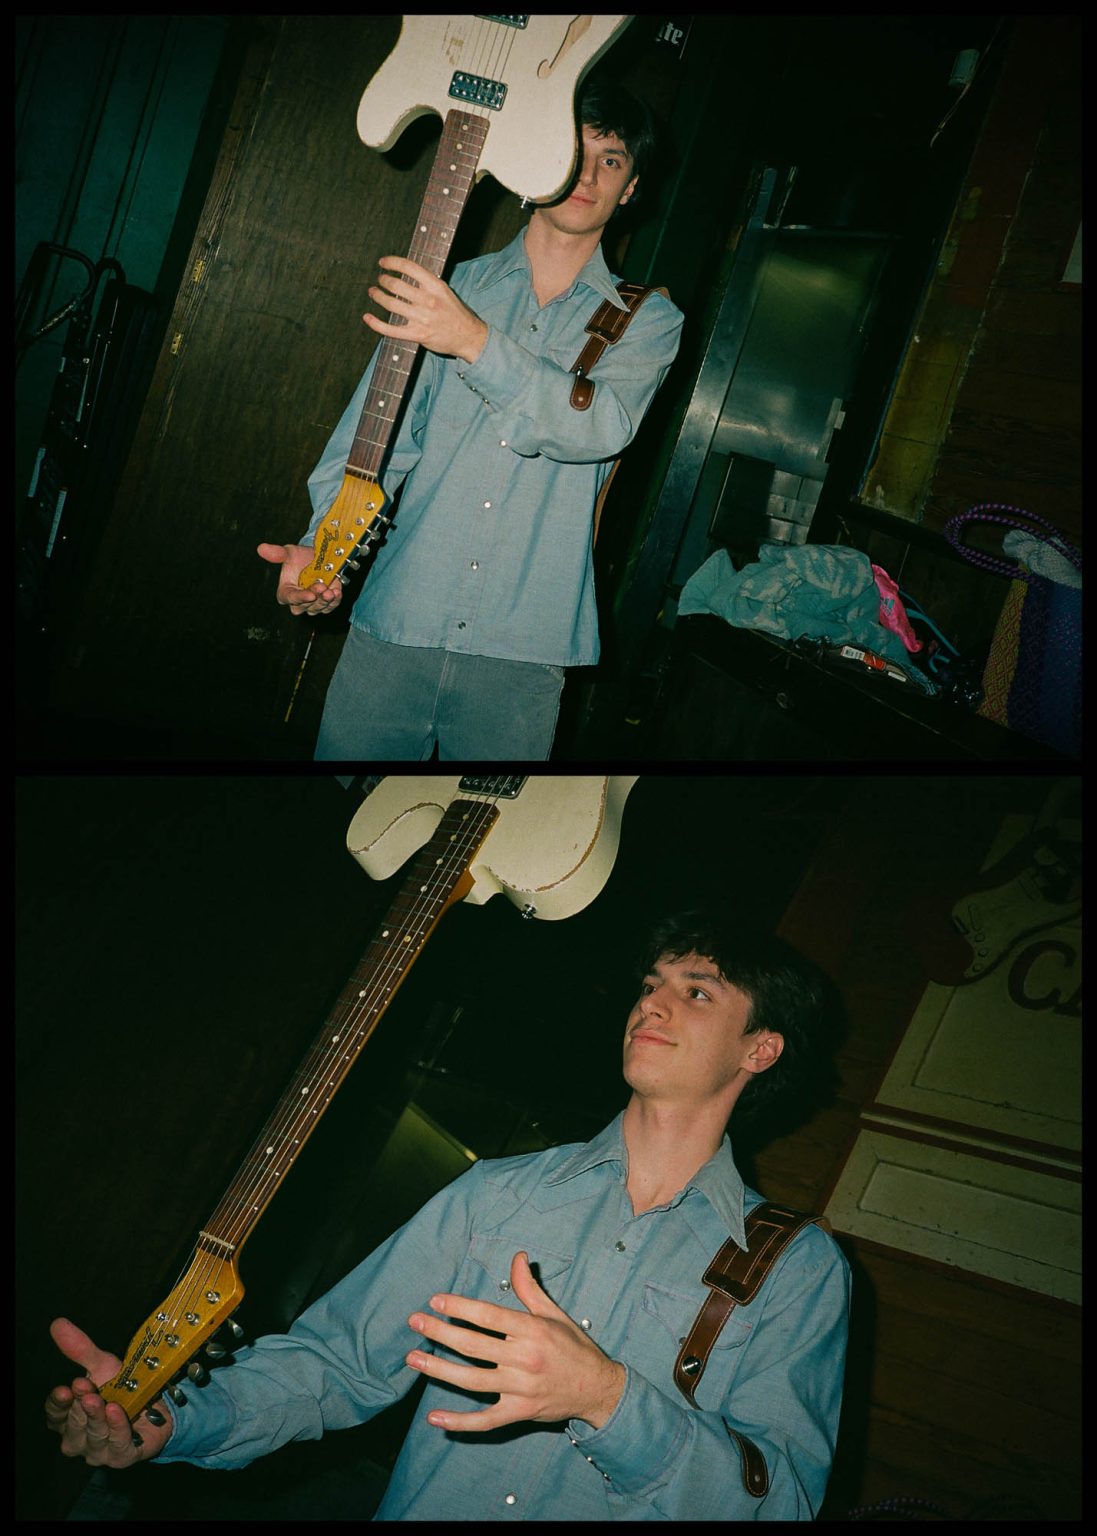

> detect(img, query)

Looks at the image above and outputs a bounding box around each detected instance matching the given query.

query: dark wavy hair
[576,73,660,214]
[637,911,844,1139]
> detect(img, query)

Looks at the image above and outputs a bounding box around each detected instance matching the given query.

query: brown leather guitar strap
[569,281,669,544]
[674,1202,828,1499]
[568,281,667,411]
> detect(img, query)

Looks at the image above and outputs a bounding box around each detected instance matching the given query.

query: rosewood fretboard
[197,793,499,1259]
[347,108,490,484]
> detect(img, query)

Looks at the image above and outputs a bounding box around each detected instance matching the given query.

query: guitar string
[122,787,504,1386]
[208,788,504,1243]
[120,785,509,1389]
[197,790,500,1247]
[353,14,521,472]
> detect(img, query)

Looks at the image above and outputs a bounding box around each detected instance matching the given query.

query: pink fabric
[872,564,922,652]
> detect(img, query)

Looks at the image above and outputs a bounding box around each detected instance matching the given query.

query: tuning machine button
[204,1341,228,1360]
[144,1407,167,1426]
[186,1362,208,1384]
[166,1384,187,1406]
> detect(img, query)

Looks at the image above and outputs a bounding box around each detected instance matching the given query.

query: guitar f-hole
[537,16,593,79]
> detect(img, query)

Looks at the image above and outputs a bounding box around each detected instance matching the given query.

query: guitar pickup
[458,776,526,798]
[449,72,507,111]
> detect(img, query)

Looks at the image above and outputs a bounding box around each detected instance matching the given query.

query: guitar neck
[199,793,498,1259]
[347,108,489,481]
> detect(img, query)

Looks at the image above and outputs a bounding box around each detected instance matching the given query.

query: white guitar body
[348,774,638,921]
[357,15,632,202]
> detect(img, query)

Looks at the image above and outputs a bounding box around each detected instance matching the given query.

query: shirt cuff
[152,1380,238,1464]
[455,325,537,410]
[565,1366,689,1496]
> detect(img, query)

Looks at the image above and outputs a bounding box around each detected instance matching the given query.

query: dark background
[17,771,1080,1520]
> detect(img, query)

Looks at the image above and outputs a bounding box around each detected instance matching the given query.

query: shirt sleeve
[155,1162,488,1469]
[564,1225,851,1521]
[452,289,683,464]
[301,346,441,544]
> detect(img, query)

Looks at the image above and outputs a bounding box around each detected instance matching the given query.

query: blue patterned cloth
[679,544,934,690]
[304,230,683,666]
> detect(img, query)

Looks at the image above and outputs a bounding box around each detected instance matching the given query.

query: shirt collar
[470,225,627,310]
[545,1111,748,1245]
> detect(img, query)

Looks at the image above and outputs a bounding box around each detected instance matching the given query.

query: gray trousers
[314,626,566,761]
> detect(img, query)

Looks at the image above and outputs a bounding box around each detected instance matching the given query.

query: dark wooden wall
[41,17,532,760]
[847,15,1081,665]
[765,778,1081,1522]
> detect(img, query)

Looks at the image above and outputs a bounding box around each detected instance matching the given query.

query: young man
[46,913,850,1521]
[257,78,683,760]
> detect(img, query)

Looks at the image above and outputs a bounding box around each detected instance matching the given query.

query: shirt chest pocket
[463,1233,574,1313]
[626,1282,754,1407]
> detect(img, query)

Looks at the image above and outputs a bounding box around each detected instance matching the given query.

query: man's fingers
[409,1312,508,1363]
[62,1393,139,1465]
[49,1318,120,1385]
[45,1385,74,1433]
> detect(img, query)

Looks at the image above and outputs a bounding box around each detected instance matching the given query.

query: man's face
[539,123,637,237]
[622,951,761,1107]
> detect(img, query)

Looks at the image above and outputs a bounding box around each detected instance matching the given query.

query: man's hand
[45,1318,173,1467]
[365,256,489,365]
[406,1251,626,1434]
[257,542,343,616]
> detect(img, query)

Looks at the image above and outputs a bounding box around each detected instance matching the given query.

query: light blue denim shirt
[304,228,684,666]
[158,1113,849,1521]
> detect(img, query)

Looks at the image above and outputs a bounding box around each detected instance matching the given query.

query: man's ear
[619,175,638,208]
[744,1031,784,1075]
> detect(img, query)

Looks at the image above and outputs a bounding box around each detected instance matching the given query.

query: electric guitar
[296,14,631,593]
[95,773,637,1424]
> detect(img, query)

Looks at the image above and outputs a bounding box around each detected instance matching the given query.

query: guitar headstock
[97,1251,245,1422]
[298,473,389,589]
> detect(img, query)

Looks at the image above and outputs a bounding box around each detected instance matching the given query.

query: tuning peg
[226,1320,245,1341]
[204,1340,228,1360]
[144,1407,167,1426]
[166,1383,187,1406]
[186,1362,208,1384]
[343,559,361,572]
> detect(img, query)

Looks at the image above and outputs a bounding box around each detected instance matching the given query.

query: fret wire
[346,109,488,479]
[203,794,502,1247]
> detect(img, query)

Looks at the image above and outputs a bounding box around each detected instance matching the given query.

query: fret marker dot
[266,1146,274,1155]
